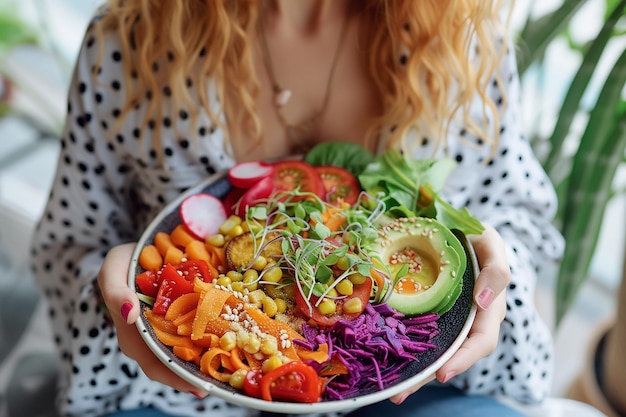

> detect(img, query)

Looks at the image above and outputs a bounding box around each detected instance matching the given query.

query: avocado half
[370,217,466,316]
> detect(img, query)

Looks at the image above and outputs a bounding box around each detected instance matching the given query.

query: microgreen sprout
[237,187,395,313]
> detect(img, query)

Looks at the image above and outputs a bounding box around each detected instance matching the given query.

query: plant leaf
[554,45,626,324]
[516,0,587,76]
[543,0,626,179]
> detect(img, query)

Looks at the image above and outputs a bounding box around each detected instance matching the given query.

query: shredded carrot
[319,355,349,377]
[191,286,233,340]
[172,308,197,327]
[370,268,386,292]
[229,346,250,371]
[221,354,236,372]
[165,292,200,321]
[152,326,194,349]
[244,305,302,360]
[176,321,192,336]
[324,213,346,232]
[193,333,220,349]
[200,348,232,382]
[296,342,329,363]
[173,345,203,365]
[205,244,226,269]
[144,308,178,334]
[243,350,264,369]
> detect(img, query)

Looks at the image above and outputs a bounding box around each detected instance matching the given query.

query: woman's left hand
[390,224,510,404]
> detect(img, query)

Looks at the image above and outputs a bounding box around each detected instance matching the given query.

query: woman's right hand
[97,243,208,398]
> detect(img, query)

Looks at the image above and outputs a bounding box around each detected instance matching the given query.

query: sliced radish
[228,161,275,189]
[179,193,227,240]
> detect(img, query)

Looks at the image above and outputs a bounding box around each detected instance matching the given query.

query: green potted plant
[0,2,67,137]
[516,1,626,415]
[517,0,626,326]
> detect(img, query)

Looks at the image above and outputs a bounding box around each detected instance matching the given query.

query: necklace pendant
[275,89,292,107]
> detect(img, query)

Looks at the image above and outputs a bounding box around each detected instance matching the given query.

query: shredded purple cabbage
[301,303,439,400]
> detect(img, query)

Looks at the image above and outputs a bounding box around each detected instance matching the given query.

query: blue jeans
[105,386,526,417]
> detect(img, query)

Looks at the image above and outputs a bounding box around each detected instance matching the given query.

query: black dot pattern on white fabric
[30,16,563,417]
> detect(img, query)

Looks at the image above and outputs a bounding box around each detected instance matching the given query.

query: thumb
[97,243,140,324]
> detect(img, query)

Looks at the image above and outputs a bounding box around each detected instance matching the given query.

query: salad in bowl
[129,143,482,412]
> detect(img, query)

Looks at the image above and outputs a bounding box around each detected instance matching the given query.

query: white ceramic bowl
[128,172,478,414]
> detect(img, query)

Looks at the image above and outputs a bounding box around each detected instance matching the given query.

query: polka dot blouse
[30,15,564,417]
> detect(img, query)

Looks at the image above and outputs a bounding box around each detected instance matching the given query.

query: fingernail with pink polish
[476,288,495,310]
[121,302,133,322]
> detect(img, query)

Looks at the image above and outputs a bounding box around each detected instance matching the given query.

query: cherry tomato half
[259,361,322,403]
[315,165,360,205]
[242,369,263,398]
[294,278,372,326]
[236,160,325,216]
[272,160,325,198]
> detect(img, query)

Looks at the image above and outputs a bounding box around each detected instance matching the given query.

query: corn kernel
[336,256,350,271]
[326,287,338,297]
[227,270,244,282]
[231,281,245,293]
[236,330,250,349]
[243,270,259,291]
[262,355,283,373]
[262,266,282,283]
[216,276,232,288]
[206,234,226,247]
[251,256,268,271]
[219,331,237,351]
[317,298,336,316]
[274,298,287,314]
[229,369,248,390]
[262,296,278,317]
[335,279,353,296]
[349,272,367,285]
[248,289,265,307]
[219,215,242,235]
[343,297,363,314]
[244,333,261,354]
[260,335,278,356]
[227,225,244,238]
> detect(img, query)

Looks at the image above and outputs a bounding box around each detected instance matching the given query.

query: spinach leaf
[304,142,375,176]
[358,149,485,235]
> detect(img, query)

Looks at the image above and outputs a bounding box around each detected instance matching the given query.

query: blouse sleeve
[28,19,244,417]
[441,39,565,404]
[29,21,148,417]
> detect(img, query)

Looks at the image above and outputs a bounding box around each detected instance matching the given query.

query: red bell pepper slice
[152,264,194,315]
[178,259,213,283]
[260,361,322,403]
[135,270,159,298]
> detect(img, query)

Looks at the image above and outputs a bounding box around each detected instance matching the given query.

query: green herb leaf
[304,142,375,176]
[315,264,333,283]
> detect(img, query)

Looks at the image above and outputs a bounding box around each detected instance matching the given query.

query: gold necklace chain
[258,10,351,154]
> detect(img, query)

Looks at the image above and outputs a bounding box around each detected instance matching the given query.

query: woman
[31,1,563,416]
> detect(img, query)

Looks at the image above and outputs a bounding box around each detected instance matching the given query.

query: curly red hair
[94,0,511,157]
